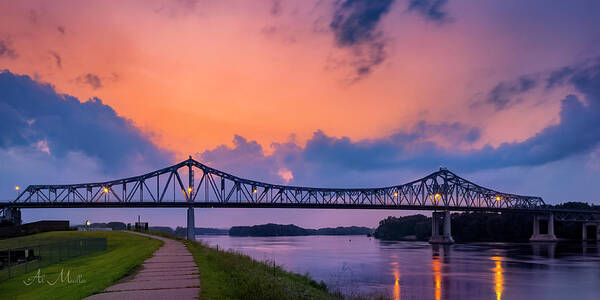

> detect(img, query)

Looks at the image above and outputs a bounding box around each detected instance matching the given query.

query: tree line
[374,202,598,242]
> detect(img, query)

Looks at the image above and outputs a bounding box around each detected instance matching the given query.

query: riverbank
[141,230,336,299]
[0,231,161,300]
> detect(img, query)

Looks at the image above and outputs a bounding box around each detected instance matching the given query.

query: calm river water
[197,235,600,300]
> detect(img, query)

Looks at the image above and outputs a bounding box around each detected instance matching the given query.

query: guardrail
[0,238,107,281]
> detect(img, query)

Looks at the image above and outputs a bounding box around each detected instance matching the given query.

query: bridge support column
[529,213,557,242]
[0,207,22,225]
[429,211,454,244]
[187,207,195,241]
[582,223,599,241]
[186,156,196,241]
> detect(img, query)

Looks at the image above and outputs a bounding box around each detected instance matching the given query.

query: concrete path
[85,232,200,300]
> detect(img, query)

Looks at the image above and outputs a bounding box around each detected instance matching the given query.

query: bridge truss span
[11,158,545,211]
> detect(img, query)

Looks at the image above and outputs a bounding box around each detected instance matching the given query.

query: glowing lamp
[15,186,20,191]
[103,187,109,193]
[393,192,398,197]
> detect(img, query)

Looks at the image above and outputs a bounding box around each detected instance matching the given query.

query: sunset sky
[1,0,600,228]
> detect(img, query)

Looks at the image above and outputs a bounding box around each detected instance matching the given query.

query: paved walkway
[85,232,200,300]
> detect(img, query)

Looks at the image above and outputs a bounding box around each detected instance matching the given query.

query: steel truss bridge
[4,157,547,210]
[1,157,598,222]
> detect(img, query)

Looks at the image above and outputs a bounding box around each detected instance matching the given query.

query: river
[197,235,600,299]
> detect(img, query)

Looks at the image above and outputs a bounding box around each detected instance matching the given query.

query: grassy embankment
[142,230,336,300]
[0,231,162,300]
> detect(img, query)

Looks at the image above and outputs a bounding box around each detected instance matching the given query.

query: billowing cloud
[76,73,102,89]
[306,59,600,172]
[0,70,172,174]
[198,59,600,188]
[197,135,300,184]
[407,0,449,22]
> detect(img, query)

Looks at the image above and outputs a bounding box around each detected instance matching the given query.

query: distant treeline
[374,202,598,242]
[229,223,373,237]
[82,222,229,237]
[149,226,229,236]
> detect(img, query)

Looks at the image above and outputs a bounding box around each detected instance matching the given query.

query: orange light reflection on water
[491,256,504,300]
[390,260,401,300]
[432,256,441,300]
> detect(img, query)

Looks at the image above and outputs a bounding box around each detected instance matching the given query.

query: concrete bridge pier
[187,207,195,241]
[429,211,454,244]
[582,223,599,241]
[0,207,22,225]
[529,213,557,242]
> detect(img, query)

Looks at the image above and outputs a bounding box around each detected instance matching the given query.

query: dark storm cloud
[0,70,172,172]
[0,40,18,59]
[328,0,452,81]
[407,0,449,22]
[329,0,395,81]
[76,73,103,89]
[49,51,62,69]
[330,0,394,47]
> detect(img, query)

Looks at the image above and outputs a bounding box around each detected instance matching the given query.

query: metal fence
[0,238,107,281]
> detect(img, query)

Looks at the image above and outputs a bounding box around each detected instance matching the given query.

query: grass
[185,238,336,300]
[138,230,337,300]
[0,231,162,300]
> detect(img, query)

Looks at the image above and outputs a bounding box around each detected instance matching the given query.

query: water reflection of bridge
[2,157,599,242]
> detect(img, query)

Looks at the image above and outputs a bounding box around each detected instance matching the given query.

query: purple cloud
[0,70,172,173]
